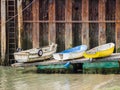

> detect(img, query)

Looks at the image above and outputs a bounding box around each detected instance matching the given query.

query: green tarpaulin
[37,64,70,70]
[83,61,119,69]
[37,62,73,70]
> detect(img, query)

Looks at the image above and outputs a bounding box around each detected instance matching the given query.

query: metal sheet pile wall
[0,0,120,65]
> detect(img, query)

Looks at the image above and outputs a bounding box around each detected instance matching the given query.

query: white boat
[53,45,87,60]
[14,43,57,62]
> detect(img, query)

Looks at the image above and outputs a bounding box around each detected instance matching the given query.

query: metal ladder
[6,0,17,64]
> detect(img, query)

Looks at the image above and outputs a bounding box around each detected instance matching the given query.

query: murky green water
[0,66,120,90]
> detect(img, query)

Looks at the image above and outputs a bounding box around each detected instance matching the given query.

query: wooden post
[17,0,23,48]
[98,0,106,45]
[32,0,39,48]
[82,0,89,48]
[65,0,72,49]
[116,0,120,52]
[48,0,56,44]
[1,0,6,64]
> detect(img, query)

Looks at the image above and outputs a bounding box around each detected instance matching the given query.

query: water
[0,66,120,90]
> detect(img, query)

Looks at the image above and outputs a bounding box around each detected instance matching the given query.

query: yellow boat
[83,43,115,58]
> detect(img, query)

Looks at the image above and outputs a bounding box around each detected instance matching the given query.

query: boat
[83,43,115,59]
[53,45,87,60]
[83,61,120,74]
[14,43,57,63]
[37,62,71,70]
[83,61,119,69]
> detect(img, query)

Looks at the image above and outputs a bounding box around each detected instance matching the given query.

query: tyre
[38,49,43,56]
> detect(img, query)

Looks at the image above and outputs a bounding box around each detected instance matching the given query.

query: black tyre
[38,49,43,56]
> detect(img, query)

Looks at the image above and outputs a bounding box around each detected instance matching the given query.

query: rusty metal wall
[21,0,117,51]
[0,0,118,55]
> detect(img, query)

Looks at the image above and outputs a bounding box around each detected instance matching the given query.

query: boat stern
[14,52,29,62]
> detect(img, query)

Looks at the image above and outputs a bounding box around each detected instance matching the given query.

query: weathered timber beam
[48,0,56,44]
[82,0,89,48]
[1,0,6,64]
[17,0,23,48]
[65,0,72,49]
[11,53,120,67]
[32,0,39,48]
[116,0,120,52]
[98,0,106,45]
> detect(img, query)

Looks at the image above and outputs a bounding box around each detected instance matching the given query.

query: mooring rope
[0,0,36,65]
[0,0,36,26]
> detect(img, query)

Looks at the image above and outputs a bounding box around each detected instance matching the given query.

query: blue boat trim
[59,45,87,54]
[60,45,87,53]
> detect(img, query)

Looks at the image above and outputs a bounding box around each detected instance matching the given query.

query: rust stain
[65,0,72,49]
[116,0,120,51]
[32,0,39,48]
[48,0,56,44]
[82,0,89,48]
[98,0,106,45]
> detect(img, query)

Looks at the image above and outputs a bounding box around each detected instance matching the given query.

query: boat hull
[53,52,84,60]
[83,61,119,69]
[83,43,115,58]
[53,45,87,60]
[37,62,72,70]
[14,43,57,62]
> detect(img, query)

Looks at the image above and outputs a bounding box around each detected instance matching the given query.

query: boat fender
[38,49,43,56]
[16,48,23,52]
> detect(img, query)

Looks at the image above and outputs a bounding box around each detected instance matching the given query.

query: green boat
[37,62,72,70]
[37,62,73,73]
[83,61,120,74]
[83,61,119,69]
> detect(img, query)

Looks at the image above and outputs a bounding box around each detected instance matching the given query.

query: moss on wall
[117,47,120,53]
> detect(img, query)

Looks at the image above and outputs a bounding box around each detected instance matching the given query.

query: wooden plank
[81,0,89,48]
[11,53,120,67]
[32,0,39,48]
[65,0,72,49]
[1,0,6,64]
[17,0,23,48]
[98,0,106,45]
[116,0,120,52]
[48,0,56,44]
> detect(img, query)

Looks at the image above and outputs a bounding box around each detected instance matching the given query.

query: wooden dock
[11,53,120,67]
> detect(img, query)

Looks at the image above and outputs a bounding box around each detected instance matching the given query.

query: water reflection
[0,66,120,90]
